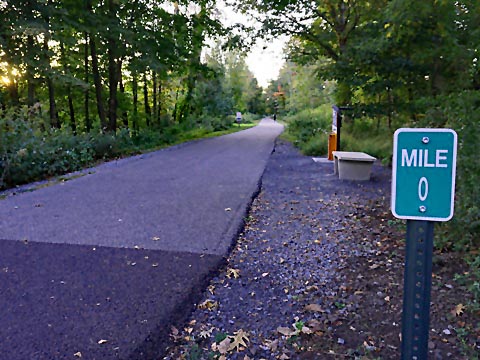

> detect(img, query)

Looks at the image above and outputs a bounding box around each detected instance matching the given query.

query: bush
[301,134,329,156]
[284,105,394,159]
[420,91,480,252]
[283,105,332,156]
[193,114,234,132]
[340,127,393,159]
[211,116,233,131]
[0,108,250,190]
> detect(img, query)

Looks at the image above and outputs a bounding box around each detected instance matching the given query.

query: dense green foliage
[281,105,330,156]
[0,1,266,188]
[0,107,259,188]
[251,0,479,319]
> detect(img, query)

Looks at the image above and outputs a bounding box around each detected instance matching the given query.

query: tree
[241,0,386,105]
[0,0,231,135]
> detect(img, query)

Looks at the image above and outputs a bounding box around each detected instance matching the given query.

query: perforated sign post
[392,128,457,360]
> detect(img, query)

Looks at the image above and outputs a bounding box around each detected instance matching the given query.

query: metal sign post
[402,220,434,360]
[391,128,457,359]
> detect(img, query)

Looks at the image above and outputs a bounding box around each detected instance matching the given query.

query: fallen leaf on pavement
[170,326,181,341]
[277,326,298,337]
[304,304,325,313]
[306,319,323,332]
[198,299,218,310]
[228,329,249,352]
[227,268,240,279]
[301,326,313,334]
[263,339,279,352]
[216,337,231,354]
[199,327,215,339]
[451,303,465,316]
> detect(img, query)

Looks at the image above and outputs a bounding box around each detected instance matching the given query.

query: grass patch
[282,105,331,156]
[340,128,393,162]
[283,105,394,162]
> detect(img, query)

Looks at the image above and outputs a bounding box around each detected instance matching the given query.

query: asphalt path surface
[0,118,283,359]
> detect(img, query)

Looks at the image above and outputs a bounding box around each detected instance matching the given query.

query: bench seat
[332,151,376,181]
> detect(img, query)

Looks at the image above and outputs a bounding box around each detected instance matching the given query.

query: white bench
[332,151,376,181]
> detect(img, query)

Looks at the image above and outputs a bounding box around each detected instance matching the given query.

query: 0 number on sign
[418,177,428,202]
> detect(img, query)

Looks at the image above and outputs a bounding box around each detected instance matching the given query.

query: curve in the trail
[0,118,283,359]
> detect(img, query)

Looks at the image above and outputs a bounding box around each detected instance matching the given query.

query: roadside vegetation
[0,2,267,190]
[250,1,479,353]
[0,109,258,189]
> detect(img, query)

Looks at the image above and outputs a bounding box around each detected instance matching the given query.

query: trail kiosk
[392,128,457,359]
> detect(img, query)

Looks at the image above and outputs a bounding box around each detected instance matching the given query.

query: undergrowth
[0,108,257,190]
[283,104,394,161]
[284,97,480,358]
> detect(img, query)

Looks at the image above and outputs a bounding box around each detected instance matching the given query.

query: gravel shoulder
[164,140,478,359]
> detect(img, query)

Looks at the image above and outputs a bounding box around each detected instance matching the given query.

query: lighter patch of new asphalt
[0,118,283,359]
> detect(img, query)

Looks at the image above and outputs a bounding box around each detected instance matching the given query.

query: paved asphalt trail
[0,119,283,359]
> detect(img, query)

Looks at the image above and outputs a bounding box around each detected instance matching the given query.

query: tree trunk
[172,89,179,123]
[179,75,195,124]
[118,59,128,128]
[107,0,118,133]
[84,32,91,132]
[153,71,157,126]
[87,0,107,131]
[143,72,151,127]
[60,40,76,134]
[67,91,76,133]
[26,34,35,108]
[46,77,59,128]
[43,0,60,128]
[157,80,162,124]
[132,70,138,133]
[43,44,58,128]
[90,35,107,131]
[7,82,20,107]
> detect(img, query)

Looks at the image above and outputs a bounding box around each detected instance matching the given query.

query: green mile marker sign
[391,128,458,222]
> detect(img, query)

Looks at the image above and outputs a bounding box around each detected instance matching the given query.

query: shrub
[0,107,253,190]
[89,133,120,159]
[421,91,480,252]
[211,116,233,131]
[340,128,393,162]
[301,134,329,156]
[283,105,332,156]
